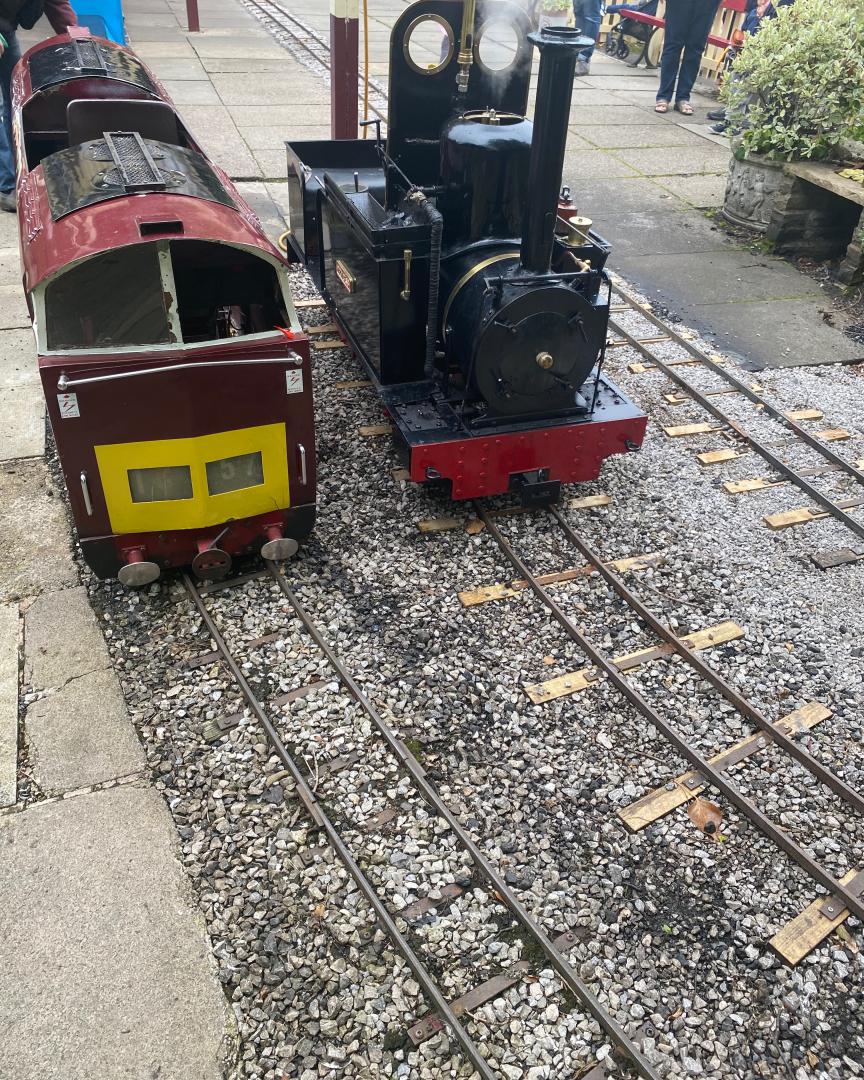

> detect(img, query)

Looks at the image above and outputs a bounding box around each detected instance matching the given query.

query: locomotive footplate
[377,372,647,502]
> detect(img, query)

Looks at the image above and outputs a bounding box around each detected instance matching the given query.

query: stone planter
[722,149,791,232]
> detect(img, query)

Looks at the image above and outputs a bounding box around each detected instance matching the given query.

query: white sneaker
[575,60,590,76]
[0,191,15,213]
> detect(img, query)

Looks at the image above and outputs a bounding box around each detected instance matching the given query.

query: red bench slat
[610,4,741,51]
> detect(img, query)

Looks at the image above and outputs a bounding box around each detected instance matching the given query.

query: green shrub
[721,0,864,160]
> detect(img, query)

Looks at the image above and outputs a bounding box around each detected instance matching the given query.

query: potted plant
[535,0,573,30]
[720,0,864,230]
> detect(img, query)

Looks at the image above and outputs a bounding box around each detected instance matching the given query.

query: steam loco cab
[14,33,315,585]
[286,0,646,504]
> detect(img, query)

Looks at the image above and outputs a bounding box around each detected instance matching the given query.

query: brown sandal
[654,100,670,113]
[675,100,694,115]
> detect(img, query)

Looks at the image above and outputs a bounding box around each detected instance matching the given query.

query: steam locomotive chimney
[520,26,592,274]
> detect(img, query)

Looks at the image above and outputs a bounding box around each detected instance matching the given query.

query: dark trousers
[657,0,720,103]
[0,32,22,193]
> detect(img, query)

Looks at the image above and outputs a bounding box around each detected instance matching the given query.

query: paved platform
[2,11,238,1062]
[0,784,231,1080]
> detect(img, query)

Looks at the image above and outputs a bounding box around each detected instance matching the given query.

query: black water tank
[438,109,533,248]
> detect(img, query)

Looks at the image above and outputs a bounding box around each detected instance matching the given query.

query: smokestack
[520,26,591,274]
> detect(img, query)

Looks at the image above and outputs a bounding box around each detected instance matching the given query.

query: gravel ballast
[61,266,864,1080]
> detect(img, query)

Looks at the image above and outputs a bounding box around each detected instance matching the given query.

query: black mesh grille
[28,40,157,94]
[103,132,167,191]
[73,39,106,73]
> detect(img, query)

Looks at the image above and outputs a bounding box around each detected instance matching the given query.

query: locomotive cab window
[206,451,265,496]
[128,464,193,503]
[45,246,170,350]
[170,241,285,343]
[403,14,454,73]
[474,19,520,73]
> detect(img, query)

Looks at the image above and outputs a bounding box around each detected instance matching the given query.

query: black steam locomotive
[286,0,646,503]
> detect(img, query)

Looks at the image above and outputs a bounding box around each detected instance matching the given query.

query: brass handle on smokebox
[400,248,412,301]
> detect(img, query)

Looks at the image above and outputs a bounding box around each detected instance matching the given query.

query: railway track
[242,0,388,122]
[466,501,864,958]
[183,567,659,1080]
[608,282,864,568]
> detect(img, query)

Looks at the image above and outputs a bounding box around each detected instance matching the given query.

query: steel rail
[607,314,864,547]
[474,506,864,925]
[550,507,864,819]
[245,0,387,121]
[266,565,659,1080]
[182,575,500,1080]
[612,282,864,488]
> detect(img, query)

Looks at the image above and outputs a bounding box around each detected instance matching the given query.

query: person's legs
[0,33,22,198]
[674,0,719,102]
[572,0,603,63]
[655,0,690,101]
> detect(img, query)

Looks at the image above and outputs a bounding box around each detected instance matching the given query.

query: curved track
[472,502,864,926]
[609,282,864,561]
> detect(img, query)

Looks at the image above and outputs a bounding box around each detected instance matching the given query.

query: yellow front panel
[95,423,290,534]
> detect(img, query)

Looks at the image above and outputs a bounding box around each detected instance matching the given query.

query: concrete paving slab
[0,784,232,1080]
[0,216,19,251]
[190,40,288,58]
[582,74,666,90]
[0,602,17,808]
[228,103,334,127]
[0,383,44,461]
[178,106,262,176]
[28,667,145,795]
[614,250,826,305]
[0,460,77,604]
[253,149,290,179]
[574,176,684,215]
[567,88,634,109]
[143,57,209,79]
[127,27,194,40]
[160,79,223,105]
[239,124,327,150]
[610,88,683,107]
[209,73,330,105]
[0,246,22,288]
[678,121,732,149]
[688,298,864,368]
[199,56,302,72]
[562,148,642,180]
[577,124,709,149]
[612,144,731,176]
[0,329,38,389]
[133,40,199,57]
[606,209,742,258]
[654,174,729,208]
[0,286,32,332]
[24,585,110,690]
[125,11,179,26]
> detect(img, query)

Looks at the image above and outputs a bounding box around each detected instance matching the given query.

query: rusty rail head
[265,565,660,1080]
[549,507,864,820]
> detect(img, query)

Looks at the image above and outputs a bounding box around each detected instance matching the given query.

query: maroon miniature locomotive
[13,30,315,585]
